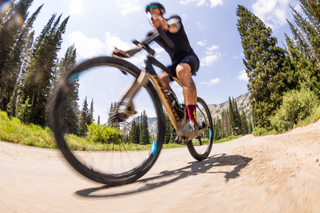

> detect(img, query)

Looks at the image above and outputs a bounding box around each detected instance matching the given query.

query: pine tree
[236,5,294,128]
[128,116,141,144]
[248,119,253,134]
[97,115,100,125]
[19,14,69,126]
[89,98,94,123]
[0,0,40,111]
[7,29,36,117]
[233,99,241,134]
[107,102,114,127]
[228,97,234,135]
[51,45,79,134]
[286,1,320,98]
[139,111,150,145]
[78,96,89,136]
[221,111,225,138]
[164,112,174,144]
[136,116,140,144]
[240,110,248,134]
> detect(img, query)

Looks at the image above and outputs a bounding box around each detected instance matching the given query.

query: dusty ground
[1,120,320,213]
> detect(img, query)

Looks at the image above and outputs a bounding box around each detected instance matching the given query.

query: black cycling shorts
[166,54,200,81]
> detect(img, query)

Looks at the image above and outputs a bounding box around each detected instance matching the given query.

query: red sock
[186,105,198,125]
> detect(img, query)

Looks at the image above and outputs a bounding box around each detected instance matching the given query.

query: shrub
[270,87,318,132]
[0,111,10,121]
[17,96,32,124]
[86,123,122,144]
[252,127,268,136]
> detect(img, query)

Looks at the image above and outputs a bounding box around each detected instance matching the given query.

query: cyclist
[113,2,200,140]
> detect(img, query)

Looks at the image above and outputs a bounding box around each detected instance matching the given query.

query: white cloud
[69,31,106,59]
[201,44,221,66]
[252,0,294,28]
[201,78,220,86]
[104,32,145,66]
[69,0,85,17]
[69,31,145,66]
[207,45,219,51]
[197,39,207,46]
[233,52,244,59]
[201,53,221,66]
[104,32,131,53]
[117,0,141,16]
[209,0,223,8]
[180,0,222,8]
[238,70,248,81]
[197,22,208,30]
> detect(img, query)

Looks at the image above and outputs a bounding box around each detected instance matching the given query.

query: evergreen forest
[1,0,320,147]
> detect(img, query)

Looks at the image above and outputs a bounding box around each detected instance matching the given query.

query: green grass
[213,135,243,143]
[0,111,243,151]
[0,111,57,149]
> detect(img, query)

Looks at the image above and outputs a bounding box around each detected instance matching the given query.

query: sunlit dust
[0,0,14,15]
[8,13,24,29]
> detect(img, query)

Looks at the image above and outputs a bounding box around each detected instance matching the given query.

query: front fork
[110,69,149,123]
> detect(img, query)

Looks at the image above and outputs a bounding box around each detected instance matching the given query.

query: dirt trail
[1,120,320,212]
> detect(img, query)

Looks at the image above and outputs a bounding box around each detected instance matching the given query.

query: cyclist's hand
[151,14,169,31]
[112,48,128,58]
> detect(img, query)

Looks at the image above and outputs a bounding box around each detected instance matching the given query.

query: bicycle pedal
[174,136,188,143]
[109,113,127,123]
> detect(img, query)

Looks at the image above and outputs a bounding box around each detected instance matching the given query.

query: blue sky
[27,0,300,123]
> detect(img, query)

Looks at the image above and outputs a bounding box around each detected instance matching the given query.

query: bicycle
[49,28,213,186]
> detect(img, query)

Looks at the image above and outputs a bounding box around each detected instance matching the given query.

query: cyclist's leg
[176,63,197,105]
[176,55,201,138]
[176,55,200,121]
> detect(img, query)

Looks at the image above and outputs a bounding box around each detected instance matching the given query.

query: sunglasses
[149,4,158,10]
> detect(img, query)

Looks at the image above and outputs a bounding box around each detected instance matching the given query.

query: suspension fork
[112,69,150,121]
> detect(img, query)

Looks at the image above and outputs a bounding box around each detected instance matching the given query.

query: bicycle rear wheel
[187,97,213,161]
[48,56,165,186]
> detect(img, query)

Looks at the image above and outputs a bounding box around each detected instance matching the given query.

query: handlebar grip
[157,27,175,49]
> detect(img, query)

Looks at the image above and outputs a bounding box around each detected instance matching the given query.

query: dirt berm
[1,120,320,212]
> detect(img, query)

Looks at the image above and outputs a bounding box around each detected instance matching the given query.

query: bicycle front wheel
[187,97,214,161]
[48,56,165,186]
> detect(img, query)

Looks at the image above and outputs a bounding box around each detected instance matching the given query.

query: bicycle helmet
[145,2,165,14]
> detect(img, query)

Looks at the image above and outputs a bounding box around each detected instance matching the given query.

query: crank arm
[197,127,209,136]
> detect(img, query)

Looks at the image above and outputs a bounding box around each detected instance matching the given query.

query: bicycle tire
[187,97,213,161]
[49,56,165,186]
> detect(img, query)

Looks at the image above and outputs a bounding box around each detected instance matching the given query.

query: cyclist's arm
[151,14,181,34]
[112,29,159,58]
[167,16,181,34]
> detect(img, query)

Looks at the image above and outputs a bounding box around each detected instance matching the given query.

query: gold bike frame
[118,55,209,136]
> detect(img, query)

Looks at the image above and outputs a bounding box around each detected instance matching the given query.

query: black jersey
[153,15,195,61]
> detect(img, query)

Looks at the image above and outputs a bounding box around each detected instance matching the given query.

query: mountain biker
[112,2,200,140]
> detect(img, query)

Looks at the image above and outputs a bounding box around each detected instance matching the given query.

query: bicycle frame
[118,54,209,135]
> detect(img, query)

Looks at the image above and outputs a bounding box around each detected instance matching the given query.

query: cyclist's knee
[176,64,191,80]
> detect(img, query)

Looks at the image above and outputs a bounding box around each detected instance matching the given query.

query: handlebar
[117,27,175,58]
